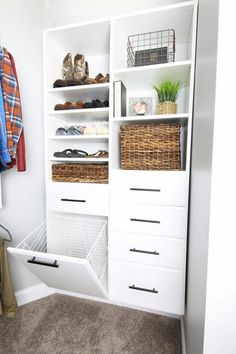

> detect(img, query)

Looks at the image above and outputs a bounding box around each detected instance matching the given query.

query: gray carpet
[0,294,182,354]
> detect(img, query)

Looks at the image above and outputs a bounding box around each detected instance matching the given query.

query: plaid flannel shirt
[0,47,23,158]
[0,81,11,167]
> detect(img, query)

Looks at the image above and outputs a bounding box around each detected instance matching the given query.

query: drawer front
[110,232,185,269]
[110,203,187,238]
[109,261,184,315]
[47,182,108,216]
[110,171,187,206]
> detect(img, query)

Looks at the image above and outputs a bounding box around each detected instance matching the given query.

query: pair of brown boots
[63,53,89,81]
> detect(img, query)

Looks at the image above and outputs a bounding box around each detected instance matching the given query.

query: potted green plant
[153,80,183,114]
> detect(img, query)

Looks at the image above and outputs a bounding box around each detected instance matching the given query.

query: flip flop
[70,149,88,158]
[53,149,73,157]
[89,150,108,158]
[53,149,88,158]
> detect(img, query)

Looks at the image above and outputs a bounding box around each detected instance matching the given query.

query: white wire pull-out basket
[15,213,107,282]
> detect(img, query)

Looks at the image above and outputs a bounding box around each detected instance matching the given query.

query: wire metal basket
[16,213,107,281]
[127,29,175,67]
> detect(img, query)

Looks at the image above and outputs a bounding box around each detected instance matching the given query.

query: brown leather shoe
[76,101,84,109]
[54,103,68,110]
[83,77,98,85]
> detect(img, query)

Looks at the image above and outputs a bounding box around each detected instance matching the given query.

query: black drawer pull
[61,198,86,203]
[130,218,160,224]
[130,188,161,192]
[28,256,59,268]
[130,248,159,256]
[129,285,158,294]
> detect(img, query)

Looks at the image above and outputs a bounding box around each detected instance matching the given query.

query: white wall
[203,1,236,353]
[45,0,187,27]
[0,0,46,291]
[184,0,219,353]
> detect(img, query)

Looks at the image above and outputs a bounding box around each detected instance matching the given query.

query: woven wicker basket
[120,123,181,170]
[52,163,108,183]
[156,101,177,114]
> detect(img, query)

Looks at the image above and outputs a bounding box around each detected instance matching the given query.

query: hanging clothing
[7,52,26,171]
[0,239,18,317]
[0,81,11,168]
[0,47,23,158]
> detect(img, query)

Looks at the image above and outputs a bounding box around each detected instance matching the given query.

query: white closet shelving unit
[8,0,198,316]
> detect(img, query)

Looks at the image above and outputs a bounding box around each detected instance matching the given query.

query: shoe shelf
[48,135,109,140]
[49,157,109,163]
[47,83,110,102]
[48,107,110,119]
[112,114,189,124]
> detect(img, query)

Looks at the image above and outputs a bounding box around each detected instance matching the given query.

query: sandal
[70,149,88,158]
[89,150,109,158]
[53,149,73,158]
[53,149,88,158]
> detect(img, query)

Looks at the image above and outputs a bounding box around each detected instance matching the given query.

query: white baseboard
[181,317,186,354]
[15,283,55,306]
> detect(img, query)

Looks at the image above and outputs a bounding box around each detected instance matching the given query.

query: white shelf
[48,107,110,119]
[112,61,191,90]
[49,157,109,162]
[47,83,110,101]
[48,135,109,140]
[112,114,189,124]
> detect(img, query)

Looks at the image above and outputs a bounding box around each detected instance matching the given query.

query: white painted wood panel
[110,171,187,206]
[109,260,184,315]
[110,203,187,238]
[47,182,108,216]
[110,232,185,269]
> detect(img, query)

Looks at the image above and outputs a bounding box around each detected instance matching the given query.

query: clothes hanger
[0,223,12,242]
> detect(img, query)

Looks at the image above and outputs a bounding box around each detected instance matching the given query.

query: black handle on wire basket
[28,257,59,268]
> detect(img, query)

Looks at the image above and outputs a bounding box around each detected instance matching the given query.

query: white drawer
[110,232,185,269]
[110,171,187,206]
[110,203,187,238]
[47,182,108,216]
[109,261,184,315]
